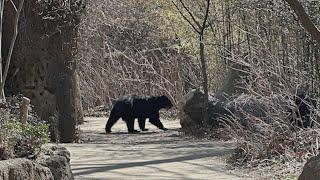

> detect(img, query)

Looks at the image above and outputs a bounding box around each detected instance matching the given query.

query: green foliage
[0,96,50,159]
[0,118,49,157]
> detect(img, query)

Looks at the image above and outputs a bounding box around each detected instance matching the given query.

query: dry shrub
[206,0,320,169]
[76,0,200,110]
[223,59,320,168]
[226,108,320,166]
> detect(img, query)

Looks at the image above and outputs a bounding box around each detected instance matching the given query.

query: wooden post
[20,97,30,124]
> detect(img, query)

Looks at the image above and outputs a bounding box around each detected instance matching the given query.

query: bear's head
[157,95,173,109]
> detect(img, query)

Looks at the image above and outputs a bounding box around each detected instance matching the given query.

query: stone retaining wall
[0,145,73,180]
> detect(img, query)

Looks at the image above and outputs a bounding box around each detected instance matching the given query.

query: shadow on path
[65,117,249,179]
[74,149,233,176]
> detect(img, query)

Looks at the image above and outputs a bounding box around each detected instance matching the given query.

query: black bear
[105,95,173,133]
[290,89,317,128]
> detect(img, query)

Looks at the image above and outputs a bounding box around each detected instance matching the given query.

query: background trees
[172,0,211,123]
[0,0,318,175]
[77,0,200,109]
[78,0,320,111]
[76,1,320,175]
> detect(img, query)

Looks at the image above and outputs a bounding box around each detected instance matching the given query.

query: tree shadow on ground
[70,118,242,179]
[73,149,234,176]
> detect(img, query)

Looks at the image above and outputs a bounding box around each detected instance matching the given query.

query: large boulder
[179,89,205,128]
[179,89,291,129]
[179,89,229,128]
[37,145,74,180]
[299,154,320,180]
[0,158,53,180]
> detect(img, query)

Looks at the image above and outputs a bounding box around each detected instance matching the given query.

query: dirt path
[64,117,250,180]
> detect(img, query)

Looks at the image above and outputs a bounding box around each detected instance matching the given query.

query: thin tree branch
[178,0,202,29]
[0,0,5,101]
[9,0,17,12]
[1,0,25,92]
[0,0,6,102]
[200,0,210,35]
[172,0,200,34]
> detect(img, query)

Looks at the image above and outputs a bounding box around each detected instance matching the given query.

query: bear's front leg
[138,118,148,131]
[125,117,140,133]
[149,117,168,131]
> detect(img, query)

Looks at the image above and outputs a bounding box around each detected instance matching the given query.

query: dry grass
[220,60,320,178]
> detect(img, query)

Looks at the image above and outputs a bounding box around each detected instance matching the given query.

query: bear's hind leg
[138,118,148,131]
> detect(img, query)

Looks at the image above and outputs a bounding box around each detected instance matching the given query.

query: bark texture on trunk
[3,0,84,142]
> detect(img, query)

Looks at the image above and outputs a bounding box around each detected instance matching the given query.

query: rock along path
[63,117,250,180]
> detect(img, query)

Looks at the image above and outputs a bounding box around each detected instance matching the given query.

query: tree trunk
[3,0,84,143]
[73,70,84,124]
[56,70,77,143]
[199,34,209,124]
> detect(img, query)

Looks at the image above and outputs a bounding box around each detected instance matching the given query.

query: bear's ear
[160,95,169,100]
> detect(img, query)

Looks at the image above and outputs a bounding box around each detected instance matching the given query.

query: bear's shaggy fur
[291,90,317,128]
[105,95,173,133]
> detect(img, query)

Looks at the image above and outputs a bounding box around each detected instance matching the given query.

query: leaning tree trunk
[3,0,84,142]
[285,0,320,45]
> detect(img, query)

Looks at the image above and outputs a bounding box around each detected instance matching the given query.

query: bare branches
[77,1,200,109]
[178,0,201,29]
[172,0,211,123]
[9,0,18,12]
[172,0,211,35]
[171,0,200,34]
[200,0,210,35]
